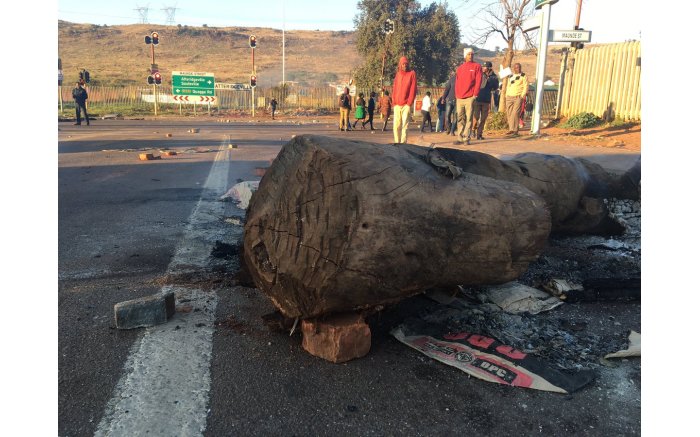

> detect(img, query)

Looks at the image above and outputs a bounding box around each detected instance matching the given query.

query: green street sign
[172,71,216,96]
[535,0,558,8]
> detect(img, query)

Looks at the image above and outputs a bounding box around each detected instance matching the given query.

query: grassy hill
[58,20,566,88]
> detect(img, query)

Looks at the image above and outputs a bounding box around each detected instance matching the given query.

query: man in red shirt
[454,47,482,145]
[391,56,417,144]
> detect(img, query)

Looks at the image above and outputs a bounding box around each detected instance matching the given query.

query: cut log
[434,148,640,235]
[243,135,551,319]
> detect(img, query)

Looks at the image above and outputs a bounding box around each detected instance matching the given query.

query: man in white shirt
[420,91,433,133]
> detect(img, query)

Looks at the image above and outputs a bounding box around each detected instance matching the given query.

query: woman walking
[353,93,367,130]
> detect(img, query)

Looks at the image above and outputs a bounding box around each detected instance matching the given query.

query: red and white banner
[142,94,218,105]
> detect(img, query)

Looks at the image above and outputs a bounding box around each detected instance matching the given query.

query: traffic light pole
[151,43,158,117]
[251,47,255,118]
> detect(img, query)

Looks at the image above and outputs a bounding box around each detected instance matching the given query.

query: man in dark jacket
[72,82,89,125]
[362,91,376,130]
[270,98,278,119]
[471,61,499,140]
[440,74,457,136]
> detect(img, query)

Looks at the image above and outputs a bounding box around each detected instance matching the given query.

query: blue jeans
[436,108,445,132]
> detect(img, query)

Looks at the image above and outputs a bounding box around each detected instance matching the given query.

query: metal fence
[58,84,558,118]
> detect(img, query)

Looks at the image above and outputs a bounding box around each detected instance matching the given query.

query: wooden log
[243,135,551,319]
[434,148,639,235]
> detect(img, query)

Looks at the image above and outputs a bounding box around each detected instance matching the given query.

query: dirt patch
[536,121,641,151]
[216,314,250,335]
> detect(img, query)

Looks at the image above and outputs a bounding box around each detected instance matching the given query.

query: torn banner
[392,318,595,394]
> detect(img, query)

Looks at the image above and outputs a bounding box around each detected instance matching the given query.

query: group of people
[431,47,529,144]
[339,48,529,145]
[338,88,395,132]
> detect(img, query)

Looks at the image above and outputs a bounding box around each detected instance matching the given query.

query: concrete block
[114,291,176,329]
[301,313,371,363]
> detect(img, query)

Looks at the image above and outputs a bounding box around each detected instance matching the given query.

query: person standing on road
[353,93,367,130]
[420,91,433,133]
[471,61,499,140]
[362,91,377,130]
[505,63,528,137]
[72,82,89,126]
[441,73,457,136]
[391,56,417,144]
[454,47,482,144]
[270,98,278,120]
[377,90,393,132]
[338,87,352,131]
[436,95,446,133]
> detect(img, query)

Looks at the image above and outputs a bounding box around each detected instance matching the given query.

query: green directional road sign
[172,71,216,96]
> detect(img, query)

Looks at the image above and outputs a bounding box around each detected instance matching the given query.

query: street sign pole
[531,2,553,135]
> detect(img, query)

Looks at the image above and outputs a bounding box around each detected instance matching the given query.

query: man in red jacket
[391,56,417,144]
[454,47,482,145]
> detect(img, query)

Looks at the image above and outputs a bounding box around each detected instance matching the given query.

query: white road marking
[95,145,231,437]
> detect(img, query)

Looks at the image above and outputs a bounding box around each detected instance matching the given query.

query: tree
[353,0,461,88]
[467,0,537,111]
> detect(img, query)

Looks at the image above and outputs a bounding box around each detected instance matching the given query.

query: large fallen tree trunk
[433,148,641,235]
[243,135,551,319]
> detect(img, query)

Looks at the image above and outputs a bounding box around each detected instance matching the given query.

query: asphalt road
[58,118,640,436]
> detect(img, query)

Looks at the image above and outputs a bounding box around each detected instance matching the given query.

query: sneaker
[73,123,80,125]
[477,135,484,140]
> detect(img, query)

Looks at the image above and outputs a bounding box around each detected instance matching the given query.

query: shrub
[562,112,602,129]
[606,118,638,129]
[485,111,508,131]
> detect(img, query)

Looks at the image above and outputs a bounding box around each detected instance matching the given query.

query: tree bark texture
[243,135,551,319]
[434,148,640,235]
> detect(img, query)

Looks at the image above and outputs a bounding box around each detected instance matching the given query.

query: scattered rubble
[138,153,160,161]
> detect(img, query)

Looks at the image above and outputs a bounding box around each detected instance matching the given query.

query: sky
[56,0,641,51]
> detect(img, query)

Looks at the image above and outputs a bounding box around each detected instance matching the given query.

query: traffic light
[151,32,159,45]
[79,70,84,81]
[84,70,90,83]
[154,72,162,85]
[147,75,155,85]
[383,19,394,34]
[249,35,257,48]
[145,35,152,44]
[250,75,257,88]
